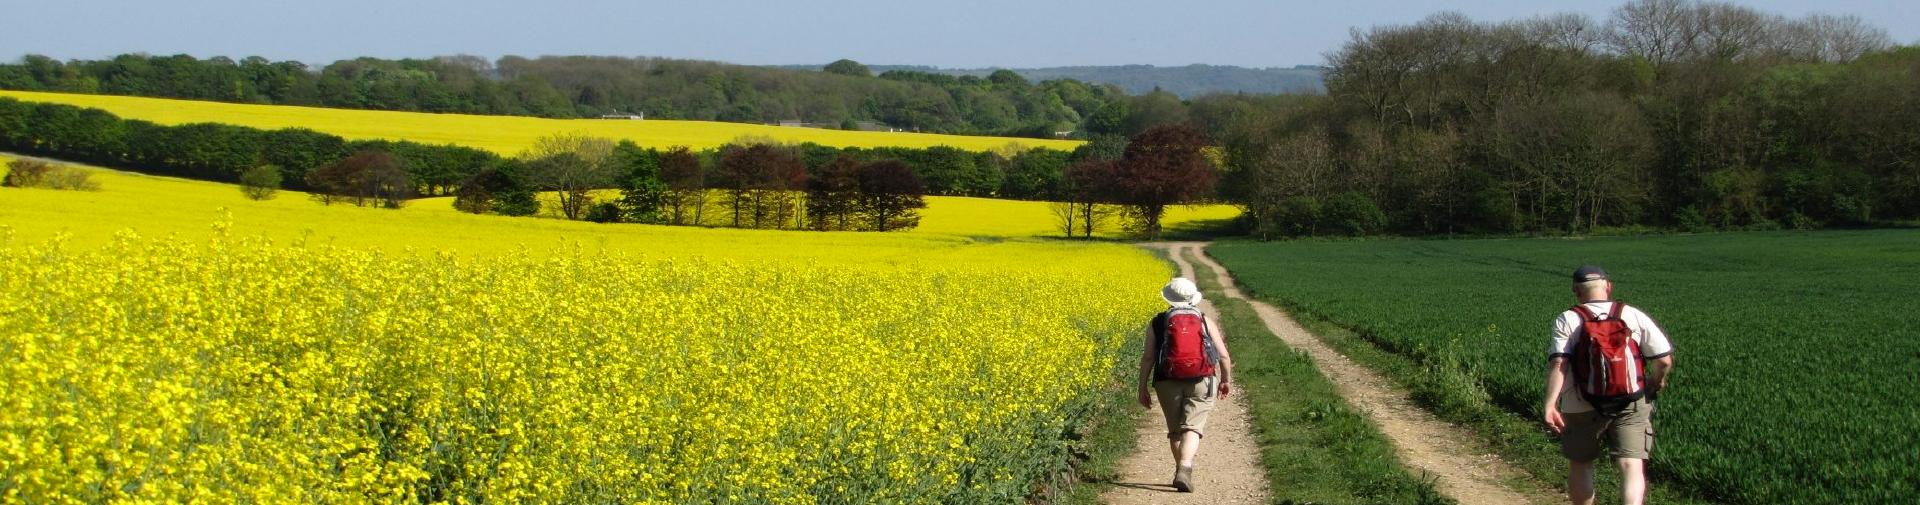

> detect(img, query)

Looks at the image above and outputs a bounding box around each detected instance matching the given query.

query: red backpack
[1569,302,1645,411]
[1155,307,1218,380]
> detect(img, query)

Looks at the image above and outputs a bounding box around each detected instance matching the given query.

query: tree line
[1028,0,1919,239]
[1186,0,1918,236]
[0,96,1128,232]
[0,97,498,198]
[0,54,1128,137]
[449,136,933,232]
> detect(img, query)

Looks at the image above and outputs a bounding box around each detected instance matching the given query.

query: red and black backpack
[1154,307,1219,380]
[1569,302,1646,412]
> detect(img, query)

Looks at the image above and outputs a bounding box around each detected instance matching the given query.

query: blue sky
[4,0,1915,68]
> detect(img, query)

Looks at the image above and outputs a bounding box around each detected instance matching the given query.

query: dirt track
[1107,243,1551,505]
[1101,243,1271,504]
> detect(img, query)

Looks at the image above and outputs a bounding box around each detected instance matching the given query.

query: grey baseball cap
[1572,265,1609,282]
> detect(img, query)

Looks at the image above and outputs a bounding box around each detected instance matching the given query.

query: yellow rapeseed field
[403,191,1240,240]
[0,160,1171,503]
[1,158,1236,248]
[0,90,1083,154]
[909,196,1241,239]
[0,162,1138,261]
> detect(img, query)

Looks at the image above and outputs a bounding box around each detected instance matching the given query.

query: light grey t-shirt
[1547,301,1674,413]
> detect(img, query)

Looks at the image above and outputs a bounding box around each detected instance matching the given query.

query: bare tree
[1775,14,1893,62]
[1056,159,1121,238]
[1607,0,1701,66]
[522,132,616,220]
[1235,127,1337,238]
[1689,2,1774,62]
[1326,12,1497,129]
[1517,13,1606,53]
[1048,200,1080,238]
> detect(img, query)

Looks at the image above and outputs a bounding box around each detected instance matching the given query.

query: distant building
[854,121,900,132]
[1053,130,1075,138]
[773,119,901,132]
[599,112,645,120]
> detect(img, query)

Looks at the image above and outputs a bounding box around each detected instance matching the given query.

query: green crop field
[1208,232,1920,504]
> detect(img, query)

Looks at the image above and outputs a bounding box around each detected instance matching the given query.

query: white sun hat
[1161,277,1202,307]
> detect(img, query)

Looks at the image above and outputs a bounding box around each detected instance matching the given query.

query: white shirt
[1547,301,1673,413]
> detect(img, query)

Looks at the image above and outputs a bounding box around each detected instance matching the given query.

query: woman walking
[1138,277,1234,492]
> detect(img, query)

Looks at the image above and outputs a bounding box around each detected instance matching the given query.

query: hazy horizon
[4,0,1916,69]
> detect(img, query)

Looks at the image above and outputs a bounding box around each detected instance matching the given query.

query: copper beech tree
[1096,125,1218,240]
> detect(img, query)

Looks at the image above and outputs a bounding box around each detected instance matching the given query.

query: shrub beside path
[1151,241,1553,505]
[1101,244,1272,504]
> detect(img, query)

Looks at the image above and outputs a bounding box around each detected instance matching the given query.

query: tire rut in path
[1101,244,1271,505]
[1171,241,1553,505]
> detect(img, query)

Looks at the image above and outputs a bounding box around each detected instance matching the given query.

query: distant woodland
[1195,0,1920,236]
[0,55,1126,138]
[828,64,1327,97]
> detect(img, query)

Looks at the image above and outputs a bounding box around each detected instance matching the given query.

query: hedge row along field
[0,157,1235,246]
[0,90,1083,154]
[0,160,1172,502]
[1208,232,1920,504]
[451,189,1242,239]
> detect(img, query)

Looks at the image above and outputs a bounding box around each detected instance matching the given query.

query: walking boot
[1173,464,1194,492]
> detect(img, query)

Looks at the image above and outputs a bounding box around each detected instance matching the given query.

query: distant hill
[776,64,1327,97]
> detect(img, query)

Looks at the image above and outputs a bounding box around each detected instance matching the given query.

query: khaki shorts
[1154,376,1217,439]
[1561,398,1656,461]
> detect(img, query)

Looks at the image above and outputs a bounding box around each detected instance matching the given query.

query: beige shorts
[1154,376,1217,439]
[1561,398,1656,461]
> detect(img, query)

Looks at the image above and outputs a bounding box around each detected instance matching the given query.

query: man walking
[1543,265,1675,505]
[1139,277,1233,492]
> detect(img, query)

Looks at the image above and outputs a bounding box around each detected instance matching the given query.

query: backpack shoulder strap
[1607,301,1626,320]
[1570,304,1599,321]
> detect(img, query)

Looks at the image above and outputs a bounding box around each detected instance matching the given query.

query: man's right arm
[1544,314,1574,433]
[1544,357,1568,433]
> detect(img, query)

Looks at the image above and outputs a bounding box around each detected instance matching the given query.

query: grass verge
[1182,247,1453,505]
[1049,380,1152,504]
